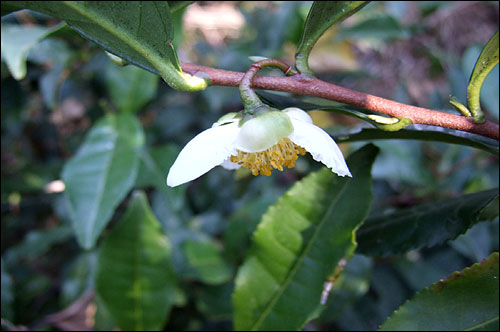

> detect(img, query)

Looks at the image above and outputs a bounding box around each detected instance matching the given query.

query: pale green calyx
[235,111,294,152]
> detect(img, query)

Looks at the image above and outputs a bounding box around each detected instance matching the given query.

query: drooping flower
[166,107,351,187]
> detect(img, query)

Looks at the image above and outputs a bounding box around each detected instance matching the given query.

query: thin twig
[181,62,499,140]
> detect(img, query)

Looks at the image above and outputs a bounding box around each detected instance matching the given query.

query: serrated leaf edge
[379,252,499,331]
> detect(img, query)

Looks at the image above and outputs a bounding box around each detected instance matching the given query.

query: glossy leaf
[105,60,159,113]
[334,125,499,155]
[356,189,499,257]
[0,23,65,80]
[295,1,369,74]
[380,252,499,331]
[467,30,499,122]
[3,1,207,91]
[462,44,499,121]
[62,113,145,249]
[233,144,379,331]
[95,191,176,331]
[183,239,233,285]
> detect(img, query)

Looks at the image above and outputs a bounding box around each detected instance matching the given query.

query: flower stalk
[239,59,297,114]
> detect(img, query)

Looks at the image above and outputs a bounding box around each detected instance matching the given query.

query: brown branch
[181,62,499,140]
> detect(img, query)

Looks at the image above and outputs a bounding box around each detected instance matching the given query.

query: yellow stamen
[230,138,306,176]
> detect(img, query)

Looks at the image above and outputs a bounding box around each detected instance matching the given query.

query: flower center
[230,138,306,176]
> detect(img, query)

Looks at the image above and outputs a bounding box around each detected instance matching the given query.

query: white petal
[283,107,313,124]
[167,123,240,187]
[220,158,241,170]
[289,120,352,177]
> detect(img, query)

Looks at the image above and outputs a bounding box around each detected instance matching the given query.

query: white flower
[166,108,351,187]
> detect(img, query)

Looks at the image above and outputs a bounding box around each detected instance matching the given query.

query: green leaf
[196,283,234,321]
[183,239,233,285]
[223,193,279,262]
[62,113,145,249]
[136,144,179,189]
[136,144,187,216]
[4,2,207,91]
[95,191,176,331]
[462,45,499,122]
[336,15,411,41]
[334,126,499,155]
[0,23,65,80]
[60,252,97,307]
[467,30,499,123]
[232,144,379,331]
[295,1,369,74]
[3,225,74,265]
[380,252,499,331]
[479,195,499,222]
[105,59,159,113]
[356,189,499,257]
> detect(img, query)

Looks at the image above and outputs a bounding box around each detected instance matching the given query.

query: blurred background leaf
[183,239,233,285]
[95,191,176,331]
[1,22,65,80]
[2,1,206,91]
[62,113,145,249]
[295,1,369,73]
[105,61,159,114]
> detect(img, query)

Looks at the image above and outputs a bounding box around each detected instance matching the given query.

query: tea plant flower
[166,107,351,187]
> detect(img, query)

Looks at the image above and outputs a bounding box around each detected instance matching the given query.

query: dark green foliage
[1,2,498,331]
